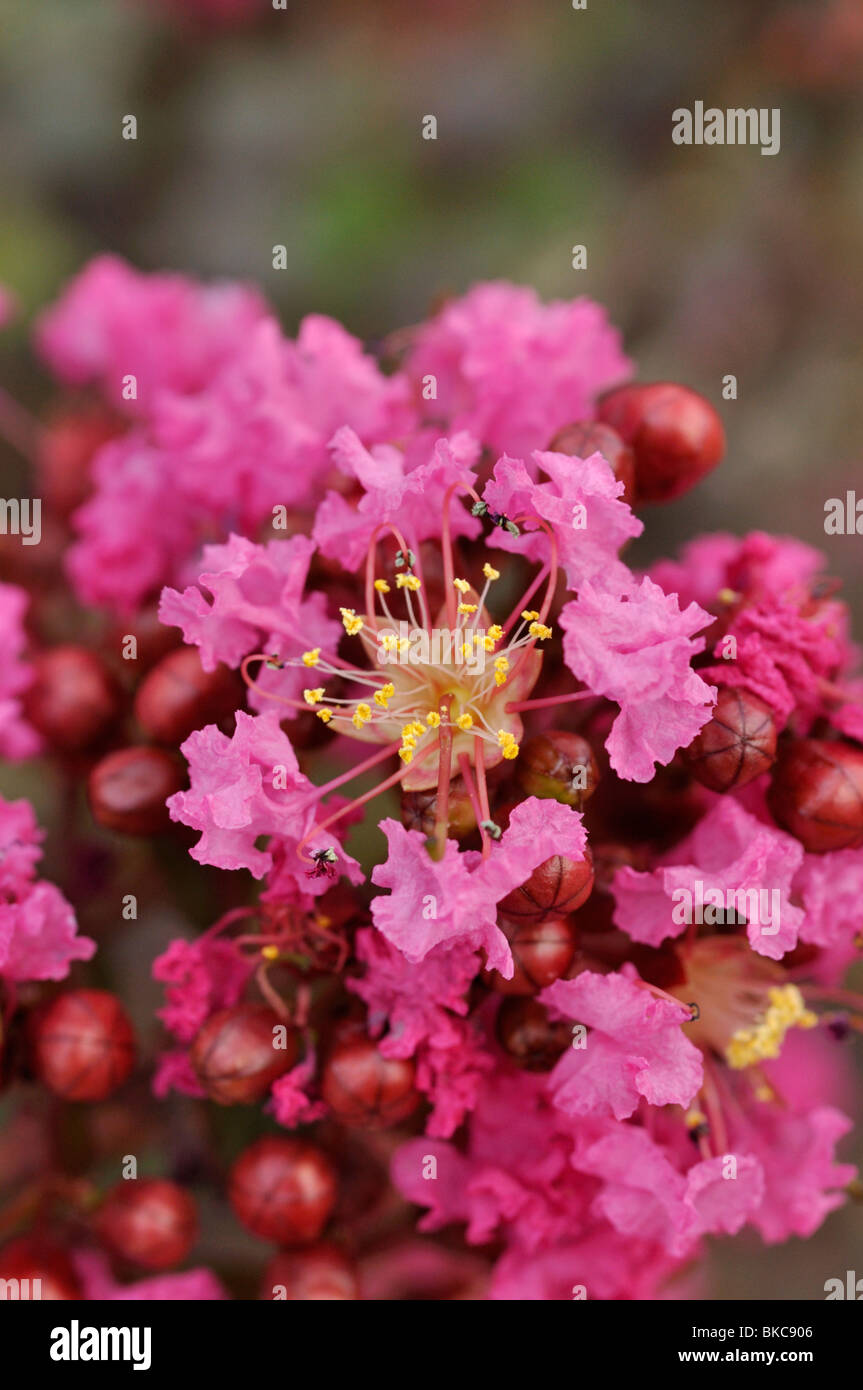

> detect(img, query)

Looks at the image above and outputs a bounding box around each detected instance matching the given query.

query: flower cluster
[0,258,860,1301]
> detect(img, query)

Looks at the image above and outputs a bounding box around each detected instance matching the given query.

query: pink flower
[370,798,588,974]
[541,971,703,1120]
[794,846,863,949]
[159,532,341,693]
[651,531,827,613]
[0,583,40,759]
[75,1250,227,1301]
[66,433,197,615]
[560,575,715,782]
[0,882,95,983]
[728,1103,855,1243]
[612,797,805,959]
[268,1059,326,1128]
[481,449,642,591]
[415,1019,495,1139]
[701,601,843,731]
[151,1049,207,1099]
[0,797,44,897]
[35,255,268,413]
[152,935,254,1043]
[404,282,631,456]
[350,928,478,1055]
[313,428,481,571]
[0,795,94,984]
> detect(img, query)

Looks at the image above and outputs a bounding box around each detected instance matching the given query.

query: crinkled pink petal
[560,575,715,782]
[542,971,703,1119]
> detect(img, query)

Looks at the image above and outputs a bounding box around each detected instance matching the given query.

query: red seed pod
[547,420,636,506]
[37,407,121,517]
[321,1035,420,1129]
[0,1237,81,1300]
[23,646,121,753]
[229,1138,337,1246]
[96,1178,197,1270]
[516,731,599,808]
[190,1004,299,1106]
[767,738,863,853]
[401,774,477,838]
[490,915,579,995]
[260,1243,359,1301]
[88,746,184,835]
[30,989,135,1102]
[598,382,725,503]
[684,686,777,792]
[498,846,594,924]
[134,647,242,746]
[495,996,572,1072]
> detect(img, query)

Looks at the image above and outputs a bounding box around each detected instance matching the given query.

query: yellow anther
[717,588,740,606]
[458,603,478,615]
[351,703,373,730]
[487,624,503,641]
[398,746,414,764]
[521,610,539,622]
[494,669,508,686]
[494,656,510,670]
[316,709,333,723]
[261,945,280,961]
[725,985,817,1070]
[340,608,363,636]
[380,633,398,652]
[301,648,321,668]
[304,687,325,706]
[483,563,500,581]
[456,713,474,731]
[374,682,395,708]
[374,579,391,593]
[529,621,552,641]
[453,578,470,593]
[426,710,441,728]
[685,1109,708,1131]
[502,741,519,759]
[396,573,421,591]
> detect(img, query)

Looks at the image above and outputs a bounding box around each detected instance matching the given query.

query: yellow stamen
[261,945,280,961]
[374,578,391,593]
[483,563,500,581]
[521,610,539,622]
[396,573,421,591]
[458,603,478,615]
[725,985,818,1070]
[453,578,470,593]
[456,713,474,731]
[304,687,325,706]
[529,621,552,641]
[340,608,363,636]
[426,710,441,728]
[302,648,320,668]
[316,709,333,723]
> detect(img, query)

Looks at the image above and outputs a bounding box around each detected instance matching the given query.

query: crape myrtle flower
[0,795,94,984]
[6,263,862,1300]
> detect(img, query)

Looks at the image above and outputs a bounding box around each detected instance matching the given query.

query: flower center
[671,936,817,1069]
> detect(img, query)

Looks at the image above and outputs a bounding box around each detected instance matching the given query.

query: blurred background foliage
[0,0,861,1298]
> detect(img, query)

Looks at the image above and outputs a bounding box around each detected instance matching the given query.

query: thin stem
[504,689,593,715]
[431,695,453,860]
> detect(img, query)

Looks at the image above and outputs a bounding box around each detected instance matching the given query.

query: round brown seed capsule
[598,382,725,504]
[229,1138,337,1246]
[498,847,594,925]
[321,1035,420,1129]
[88,746,185,835]
[767,738,863,852]
[401,774,477,838]
[495,997,572,1072]
[547,420,636,506]
[23,646,121,753]
[190,1004,299,1106]
[516,731,599,808]
[490,915,579,995]
[96,1179,197,1270]
[29,989,136,1102]
[134,646,242,746]
[684,686,777,792]
[260,1244,359,1301]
